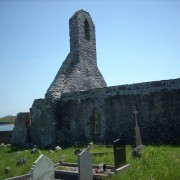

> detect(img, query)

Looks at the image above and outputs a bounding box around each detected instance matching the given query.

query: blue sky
[0,0,180,117]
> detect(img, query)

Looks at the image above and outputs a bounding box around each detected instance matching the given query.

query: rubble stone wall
[55,78,180,145]
[0,131,12,144]
[30,10,107,147]
[30,98,56,147]
[28,9,180,147]
[12,112,31,147]
[46,10,107,99]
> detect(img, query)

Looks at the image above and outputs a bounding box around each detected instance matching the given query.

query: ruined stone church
[12,10,180,147]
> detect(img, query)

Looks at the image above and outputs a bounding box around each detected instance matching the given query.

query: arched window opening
[84,19,90,40]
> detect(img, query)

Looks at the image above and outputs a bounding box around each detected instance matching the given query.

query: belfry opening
[84,19,90,40]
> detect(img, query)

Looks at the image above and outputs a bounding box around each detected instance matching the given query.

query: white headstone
[31,154,54,180]
[78,150,93,180]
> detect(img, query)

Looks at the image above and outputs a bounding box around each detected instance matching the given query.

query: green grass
[112,146,180,180]
[0,145,179,179]
[0,116,16,124]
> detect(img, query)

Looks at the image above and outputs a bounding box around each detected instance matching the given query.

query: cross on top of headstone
[132,106,142,148]
[132,106,138,115]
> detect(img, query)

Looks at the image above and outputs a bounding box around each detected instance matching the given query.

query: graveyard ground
[0,145,179,179]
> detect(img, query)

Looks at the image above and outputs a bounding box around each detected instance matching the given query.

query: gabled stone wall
[46,10,107,100]
[30,10,107,147]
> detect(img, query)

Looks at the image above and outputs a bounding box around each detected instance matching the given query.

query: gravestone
[132,106,142,147]
[75,142,80,148]
[78,150,93,180]
[132,147,141,157]
[31,154,54,180]
[113,139,126,169]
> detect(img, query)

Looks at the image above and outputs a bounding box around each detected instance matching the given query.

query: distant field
[0,116,16,124]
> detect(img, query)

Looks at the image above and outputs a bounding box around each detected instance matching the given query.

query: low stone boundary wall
[0,131,12,144]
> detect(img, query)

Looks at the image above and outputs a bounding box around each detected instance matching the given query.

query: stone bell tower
[30,10,107,148]
[69,9,97,64]
[46,10,107,99]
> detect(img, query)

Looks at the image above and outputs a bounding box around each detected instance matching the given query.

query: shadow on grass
[7,146,28,153]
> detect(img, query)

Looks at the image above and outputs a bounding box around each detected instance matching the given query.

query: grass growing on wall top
[0,145,179,179]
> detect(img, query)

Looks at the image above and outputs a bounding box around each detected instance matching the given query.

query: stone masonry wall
[30,10,107,147]
[0,131,13,144]
[46,10,107,100]
[55,78,180,146]
[29,9,180,147]
[30,98,56,147]
[12,112,31,147]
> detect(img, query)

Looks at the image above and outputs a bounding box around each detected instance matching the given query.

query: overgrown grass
[112,146,180,180]
[0,145,179,179]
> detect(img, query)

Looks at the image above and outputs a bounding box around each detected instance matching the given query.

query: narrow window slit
[84,19,90,40]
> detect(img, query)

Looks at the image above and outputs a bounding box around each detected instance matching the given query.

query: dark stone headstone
[113,139,126,169]
[132,147,141,157]
[74,148,82,155]
[16,158,26,166]
[75,142,80,148]
[5,167,11,173]
[103,164,106,171]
